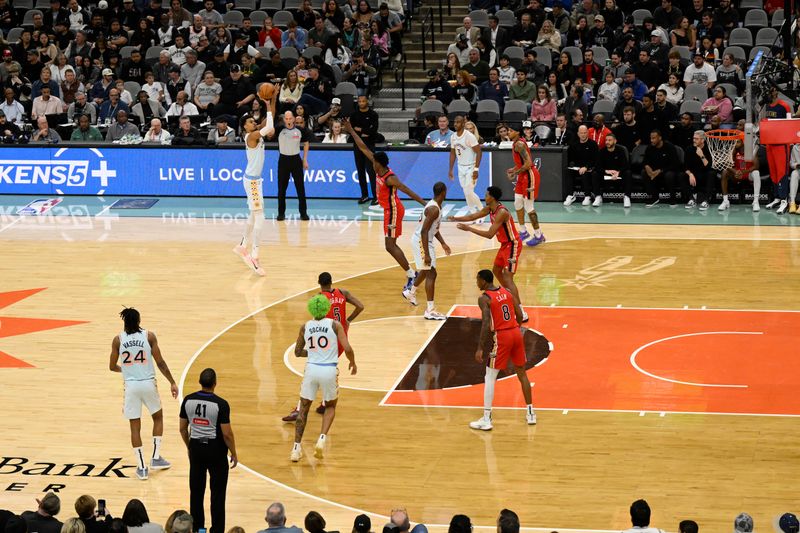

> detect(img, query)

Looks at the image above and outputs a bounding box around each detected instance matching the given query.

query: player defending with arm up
[402,181,452,319]
[506,127,545,246]
[233,84,277,275]
[342,118,427,293]
[470,269,535,431]
[291,295,356,462]
[449,186,529,323]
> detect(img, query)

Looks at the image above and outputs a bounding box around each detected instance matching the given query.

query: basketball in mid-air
[258,83,276,102]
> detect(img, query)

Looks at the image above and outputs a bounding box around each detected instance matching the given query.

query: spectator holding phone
[75,496,112,533]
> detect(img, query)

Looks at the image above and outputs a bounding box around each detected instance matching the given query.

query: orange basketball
[258,82,276,101]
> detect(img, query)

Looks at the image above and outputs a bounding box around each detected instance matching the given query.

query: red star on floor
[0,288,88,368]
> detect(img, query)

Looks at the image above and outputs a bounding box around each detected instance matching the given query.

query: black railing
[420,6,435,71]
[395,53,407,110]
[437,0,451,33]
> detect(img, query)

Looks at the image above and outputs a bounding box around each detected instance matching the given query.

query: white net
[705,131,743,171]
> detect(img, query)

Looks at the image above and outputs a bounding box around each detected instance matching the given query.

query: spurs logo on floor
[559,256,677,290]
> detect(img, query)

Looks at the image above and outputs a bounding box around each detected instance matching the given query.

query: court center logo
[559,256,677,290]
[0,148,116,195]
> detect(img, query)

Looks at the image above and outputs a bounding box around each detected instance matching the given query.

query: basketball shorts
[458,164,477,189]
[244,175,264,211]
[383,201,405,238]
[514,172,531,199]
[300,363,339,402]
[493,239,522,274]
[411,233,436,270]
[489,328,525,370]
[123,379,161,420]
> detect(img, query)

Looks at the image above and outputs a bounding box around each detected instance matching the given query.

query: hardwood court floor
[1,212,800,533]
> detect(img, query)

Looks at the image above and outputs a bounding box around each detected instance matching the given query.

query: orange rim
[704,129,744,141]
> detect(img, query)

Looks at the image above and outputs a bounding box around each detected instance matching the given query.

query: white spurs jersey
[451,129,478,167]
[414,199,442,243]
[118,329,155,381]
[304,318,339,365]
[244,135,265,177]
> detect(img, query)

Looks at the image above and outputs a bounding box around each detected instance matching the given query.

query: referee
[180,368,238,533]
[277,110,311,221]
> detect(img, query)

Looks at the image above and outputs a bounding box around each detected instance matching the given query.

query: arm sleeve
[179,397,188,419]
[259,111,273,136]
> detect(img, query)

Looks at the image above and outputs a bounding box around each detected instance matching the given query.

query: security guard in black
[180,368,237,533]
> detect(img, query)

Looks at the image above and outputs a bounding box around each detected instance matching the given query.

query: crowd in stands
[413,0,800,209]
[0,0,407,144]
[2,493,799,533]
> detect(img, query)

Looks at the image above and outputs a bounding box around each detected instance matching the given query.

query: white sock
[292,442,301,452]
[722,194,728,201]
[533,227,542,238]
[295,399,302,411]
[483,367,500,417]
[251,211,264,258]
[317,434,326,443]
[241,212,255,249]
[410,284,417,294]
[527,404,534,414]
[133,447,145,470]
[752,170,761,200]
[522,223,532,234]
[152,437,161,460]
[427,301,434,311]
[406,269,415,278]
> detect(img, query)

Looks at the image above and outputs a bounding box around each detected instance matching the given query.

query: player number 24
[121,350,146,364]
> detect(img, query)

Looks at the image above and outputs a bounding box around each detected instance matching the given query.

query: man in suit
[482,15,510,56]
[455,16,482,46]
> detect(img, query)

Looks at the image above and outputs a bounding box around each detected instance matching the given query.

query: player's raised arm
[109,335,122,372]
[149,331,178,398]
[333,320,356,375]
[387,175,426,206]
[342,289,365,323]
[476,294,492,363]
[457,207,506,238]
[342,119,374,163]
[294,324,308,358]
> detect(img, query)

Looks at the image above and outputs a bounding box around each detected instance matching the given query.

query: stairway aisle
[372,2,469,142]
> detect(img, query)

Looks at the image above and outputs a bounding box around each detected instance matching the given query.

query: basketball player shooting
[291,295,356,462]
[282,272,364,421]
[450,186,529,323]
[342,118,427,293]
[470,269,535,431]
[448,115,483,216]
[402,181,452,320]
[506,127,545,246]
[109,308,179,480]
[233,86,277,276]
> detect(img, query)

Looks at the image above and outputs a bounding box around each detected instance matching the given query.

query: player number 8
[501,304,511,321]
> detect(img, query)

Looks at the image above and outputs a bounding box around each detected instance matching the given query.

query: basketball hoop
[705,129,744,171]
